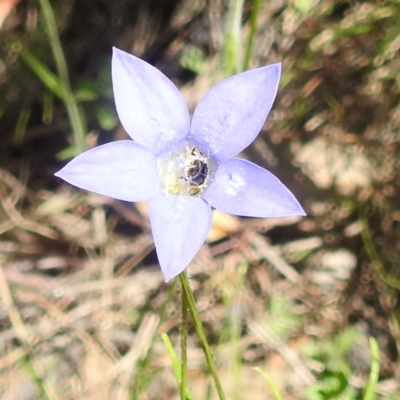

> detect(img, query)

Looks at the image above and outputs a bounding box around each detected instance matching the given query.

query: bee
[181,146,210,195]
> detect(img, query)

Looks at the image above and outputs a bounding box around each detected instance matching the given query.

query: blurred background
[0,0,399,399]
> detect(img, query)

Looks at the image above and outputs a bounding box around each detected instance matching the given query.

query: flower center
[158,144,215,196]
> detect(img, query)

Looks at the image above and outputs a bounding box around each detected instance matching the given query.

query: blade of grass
[162,333,181,377]
[37,0,87,154]
[42,92,54,124]
[161,334,193,400]
[253,367,283,400]
[14,103,31,145]
[361,215,400,289]
[224,0,244,75]
[243,0,262,71]
[19,49,66,100]
[363,337,380,400]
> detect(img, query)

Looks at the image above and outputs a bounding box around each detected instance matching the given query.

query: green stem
[38,0,87,153]
[179,272,226,400]
[180,285,188,399]
[14,103,31,145]
[243,0,262,71]
[224,0,244,75]
[363,337,380,400]
[253,367,283,400]
[361,216,400,289]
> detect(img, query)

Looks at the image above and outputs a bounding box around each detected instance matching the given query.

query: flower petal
[55,141,159,202]
[203,158,305,217]
[148,192,212,281]
[190,64,281,161]
[112,47,190,155]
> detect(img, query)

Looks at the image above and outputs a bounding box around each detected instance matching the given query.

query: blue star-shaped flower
[55,47,305,281]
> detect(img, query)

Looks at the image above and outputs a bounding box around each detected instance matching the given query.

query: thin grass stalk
[243,0,262,71]
[180,286,188,399]
[363,337,380,400]
[253,367,283,400]
[14,103,31,145]
[38,0,87,153]
[162,333,194,400]
[361,215,400,290]
[224,0,244,75]
[179,271,226,400]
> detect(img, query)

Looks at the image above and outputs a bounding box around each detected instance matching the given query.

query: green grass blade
[19,50,67,100]
[42,92,54,124]
[224,0,244,75]
[38,0,87,154]
[363,337,380,400]
[162,333,181,377]
[243,0,262,71]
[253,367,283,400]
[14,103,31,145]
[161,333,193,400]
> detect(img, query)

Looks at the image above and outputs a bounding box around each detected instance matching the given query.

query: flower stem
[180,284,188,399]
[179,272,226,400]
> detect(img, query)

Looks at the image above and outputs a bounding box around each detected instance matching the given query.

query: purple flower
[55,47,305,281]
